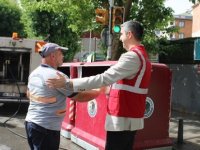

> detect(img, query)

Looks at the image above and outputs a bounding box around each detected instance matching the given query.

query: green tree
[21,0,81,61]
[54,0,175,60]
[108,0,200,59]
[190,0,200,3]
[20,0,196,61]
[0,0,25,37]
[109,0,175,60]
[59,0,175,60]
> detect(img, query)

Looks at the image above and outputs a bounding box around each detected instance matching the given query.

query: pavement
[59,110,200,150]
[0,103,200,150]
[169,110,200,150]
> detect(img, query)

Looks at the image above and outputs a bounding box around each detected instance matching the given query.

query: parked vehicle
[0,34,45,103]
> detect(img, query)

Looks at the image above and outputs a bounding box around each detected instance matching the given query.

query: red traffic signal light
[112,6,124,32]
[95,8,109,25]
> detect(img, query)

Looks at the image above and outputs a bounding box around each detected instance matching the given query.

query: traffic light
[112,6,124,33]
[95,8,109,25]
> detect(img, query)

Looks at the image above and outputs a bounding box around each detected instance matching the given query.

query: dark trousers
[105,130,137,150]
[25,121,60,150]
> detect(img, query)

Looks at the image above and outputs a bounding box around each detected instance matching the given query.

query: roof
[174,11,192,20]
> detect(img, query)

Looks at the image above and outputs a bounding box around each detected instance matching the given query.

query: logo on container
[87,99,97,117]
[144,97,154,118]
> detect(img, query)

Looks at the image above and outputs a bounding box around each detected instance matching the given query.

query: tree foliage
[107,0,175,59]
[159,37,197,64]
[21,0,82,61]
[21,0,97,35]
[190,0,200,3]
[0,0,25,37]
[18,0,199,60]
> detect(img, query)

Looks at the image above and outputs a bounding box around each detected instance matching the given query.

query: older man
[25,43,103,150]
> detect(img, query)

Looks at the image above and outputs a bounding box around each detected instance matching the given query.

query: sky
[164,0,194,14]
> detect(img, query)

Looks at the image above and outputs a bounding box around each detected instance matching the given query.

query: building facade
[173,12,193,39]
[192,3,200,37]
[156,12,193,40]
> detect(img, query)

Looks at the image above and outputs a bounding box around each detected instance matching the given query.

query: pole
[107,0,114,60]
[89,29,92,53]
[177,118,184,144]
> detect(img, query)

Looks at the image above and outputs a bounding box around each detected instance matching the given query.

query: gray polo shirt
[25,64,75,131]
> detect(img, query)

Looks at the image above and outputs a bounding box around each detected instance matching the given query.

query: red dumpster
[134,63,172,149]
[58,62,81,138]
[69,62,172,150]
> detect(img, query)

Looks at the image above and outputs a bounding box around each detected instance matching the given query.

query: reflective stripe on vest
[111,49,148,95]
[29,93,57,104]
[55,109,66,116]
[112,83,148,94]
[134,49,146,88]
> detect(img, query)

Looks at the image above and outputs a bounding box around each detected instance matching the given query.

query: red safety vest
[108,45,151,118]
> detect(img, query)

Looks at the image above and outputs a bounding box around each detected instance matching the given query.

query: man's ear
[129,31,134,39]
[50,52,55,59]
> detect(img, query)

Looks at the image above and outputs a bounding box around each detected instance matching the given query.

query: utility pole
[107,0,114,60]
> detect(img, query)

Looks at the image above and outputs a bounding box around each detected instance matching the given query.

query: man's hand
[71,86,110,102]
[46,72,68,88]
[100,86,110,94]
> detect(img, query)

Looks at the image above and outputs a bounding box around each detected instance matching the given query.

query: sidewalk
[0,103,200,150]
[59,110,200,150]
[169,110,200,150]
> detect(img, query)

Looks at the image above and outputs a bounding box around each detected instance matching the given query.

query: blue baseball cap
[39,43,68,57]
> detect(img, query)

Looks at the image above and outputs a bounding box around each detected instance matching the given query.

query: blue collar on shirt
[41,64,51,68]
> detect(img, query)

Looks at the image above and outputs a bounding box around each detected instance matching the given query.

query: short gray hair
[121,20,144,41]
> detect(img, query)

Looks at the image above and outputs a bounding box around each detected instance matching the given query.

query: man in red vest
[47,20,152,150]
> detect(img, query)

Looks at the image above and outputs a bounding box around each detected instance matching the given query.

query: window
[179,33,184,39]
[179,21,185,27]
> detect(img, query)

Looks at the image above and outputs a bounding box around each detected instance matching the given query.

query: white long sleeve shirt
[73,51,141,91]
[72,51,145,131]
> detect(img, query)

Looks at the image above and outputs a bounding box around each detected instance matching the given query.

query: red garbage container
[59,62,81,138]
[134,63,173,149]
[71,61,115,149]
[69,62,172,150]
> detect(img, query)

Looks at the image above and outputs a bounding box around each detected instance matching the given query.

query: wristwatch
[65,79,72,90]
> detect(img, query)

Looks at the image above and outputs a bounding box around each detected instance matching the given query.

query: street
[0,103,29,150]
[0,103,200,150]
[0,103,84,150]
